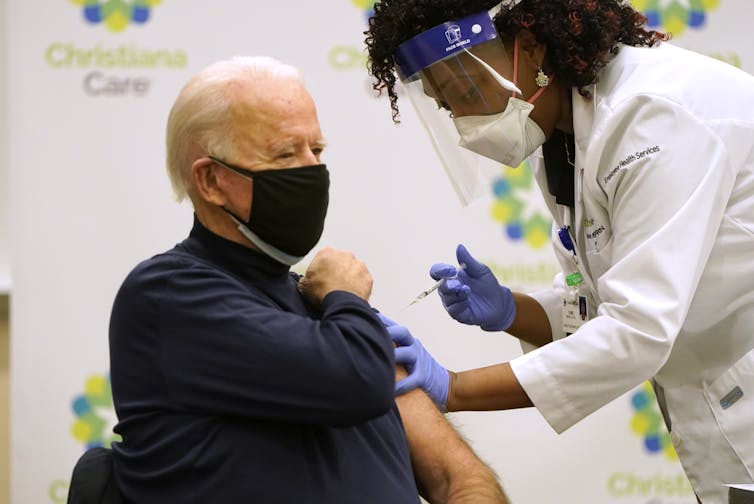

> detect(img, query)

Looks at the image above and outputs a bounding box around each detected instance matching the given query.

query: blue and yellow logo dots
[631,0,720,36]
[352,0,376,21]
[490,162,552,249]
[70,0,162,32]
[71,373,121,449]
[630,381,678,461]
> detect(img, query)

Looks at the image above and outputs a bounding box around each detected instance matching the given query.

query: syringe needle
[406,279,443,307]
[404,263,466,309]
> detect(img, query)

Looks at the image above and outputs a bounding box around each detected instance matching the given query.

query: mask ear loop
[512,35,553,104]
[512,36,520,99]
[527,76,552,103]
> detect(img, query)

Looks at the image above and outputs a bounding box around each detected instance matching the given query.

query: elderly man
[108,56,507,503]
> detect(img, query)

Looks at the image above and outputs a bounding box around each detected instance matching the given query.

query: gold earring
[535,67,549,87]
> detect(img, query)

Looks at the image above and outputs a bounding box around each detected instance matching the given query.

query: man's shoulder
[117,243,216,294]
[124,245,192,279]
[116,242,255,304]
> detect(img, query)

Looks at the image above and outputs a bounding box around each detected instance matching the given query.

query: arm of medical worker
[395,359,509,503]
[432,244,552,348]
[507,293,553,348]
[382,314,533,413]
[447,363,533,413]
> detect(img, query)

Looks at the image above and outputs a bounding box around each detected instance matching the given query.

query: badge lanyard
[558,218,589,336]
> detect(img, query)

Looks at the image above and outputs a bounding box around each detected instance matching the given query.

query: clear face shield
[395,11,542,205]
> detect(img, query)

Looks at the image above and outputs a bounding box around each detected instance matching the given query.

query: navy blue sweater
[109,217,420,503]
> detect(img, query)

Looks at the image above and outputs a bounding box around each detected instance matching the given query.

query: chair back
[67,447,125,504]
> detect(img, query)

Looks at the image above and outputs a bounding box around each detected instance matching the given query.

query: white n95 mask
[453,93,546,168]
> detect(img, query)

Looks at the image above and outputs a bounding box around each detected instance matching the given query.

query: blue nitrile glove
[377,313,449,411]
[430,244,516,331]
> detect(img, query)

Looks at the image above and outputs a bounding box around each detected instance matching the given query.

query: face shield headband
[395,11,504,83]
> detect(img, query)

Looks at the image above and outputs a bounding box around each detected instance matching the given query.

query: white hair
[165,56,303,201]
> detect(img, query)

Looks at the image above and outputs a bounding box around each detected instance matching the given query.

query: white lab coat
[509,43,754,502]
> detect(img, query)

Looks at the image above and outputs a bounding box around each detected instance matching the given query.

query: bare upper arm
[394,366,508,504]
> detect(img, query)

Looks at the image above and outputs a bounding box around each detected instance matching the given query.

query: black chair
[67,447,125,504]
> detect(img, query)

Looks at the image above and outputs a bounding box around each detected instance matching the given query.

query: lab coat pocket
[702,348,754,478]
[585,235,614,282]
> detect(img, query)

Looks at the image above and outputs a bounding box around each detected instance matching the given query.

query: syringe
[405,263,467,308]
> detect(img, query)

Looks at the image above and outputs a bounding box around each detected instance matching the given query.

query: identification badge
[562,275,589,336]
[562,294,588,336]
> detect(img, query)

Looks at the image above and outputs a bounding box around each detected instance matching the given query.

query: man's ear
[516,29,547,69]
[192,157,227,206]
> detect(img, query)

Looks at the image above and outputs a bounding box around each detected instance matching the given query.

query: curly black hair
[365,0,670,122]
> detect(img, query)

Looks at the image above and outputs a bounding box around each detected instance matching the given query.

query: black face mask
[210,157,330,263]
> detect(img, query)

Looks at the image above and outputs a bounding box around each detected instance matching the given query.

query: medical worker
[365,0,754,501]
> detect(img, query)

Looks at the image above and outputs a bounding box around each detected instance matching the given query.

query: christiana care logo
[48,372,121,503]
[485,160,559,290]
[490,161,551,249]
[630,382,678,460]
[631,0,720,36]
[352,0,376,20]
[329,0,376,71]
[605,382,695,501]
[71,372,121,449]
[70,0,163,33]
[52,1,186,97]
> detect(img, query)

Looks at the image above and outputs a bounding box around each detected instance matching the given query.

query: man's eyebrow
[265,138,328,156]
[265,139,297,154]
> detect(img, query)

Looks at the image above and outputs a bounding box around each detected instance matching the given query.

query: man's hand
[298,247,373,305]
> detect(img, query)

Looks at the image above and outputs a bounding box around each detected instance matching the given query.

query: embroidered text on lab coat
[603,145,661,185]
